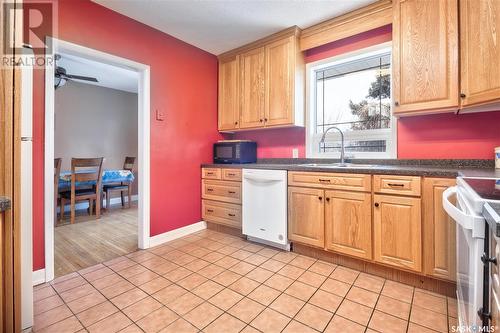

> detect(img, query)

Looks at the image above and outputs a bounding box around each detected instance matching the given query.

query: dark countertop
[0,196,11,213]
[484,202,500,238]
[202,159,498,178]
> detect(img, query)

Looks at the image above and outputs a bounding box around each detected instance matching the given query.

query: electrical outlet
[292,148,299,158]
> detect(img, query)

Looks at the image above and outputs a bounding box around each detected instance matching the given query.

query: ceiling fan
[54,54,99,89]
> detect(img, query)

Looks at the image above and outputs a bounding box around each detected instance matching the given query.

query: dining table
[58,169,135,191]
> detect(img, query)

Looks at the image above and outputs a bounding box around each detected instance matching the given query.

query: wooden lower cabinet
[325,190,372,260]
[201,168,242,229]
[202,179,241,204]
[423,178,456,281]
[288,187,325,248]
[373,194,422,272]
[202,200,241,229]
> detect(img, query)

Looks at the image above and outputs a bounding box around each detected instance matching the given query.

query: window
[306,44,396,159]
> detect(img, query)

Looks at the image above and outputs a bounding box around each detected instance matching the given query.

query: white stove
[443,177,500,331]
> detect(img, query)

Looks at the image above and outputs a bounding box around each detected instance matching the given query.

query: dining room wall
[54,81,139,195]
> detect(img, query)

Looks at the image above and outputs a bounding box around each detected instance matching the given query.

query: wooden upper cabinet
[240,47,266,129]
[423,178,456,281]
[460,0,500,108]
[218,56,240,131]
[217,26,304,131]
[288,186,325,248]
[373,194,422,272]
[265,36,295,127]
[392,0,459,114]
[324,190,372,260]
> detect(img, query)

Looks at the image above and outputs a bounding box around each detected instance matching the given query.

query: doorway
[43,38,151,282]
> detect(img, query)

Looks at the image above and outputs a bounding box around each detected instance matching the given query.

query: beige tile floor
[32,229,458,333]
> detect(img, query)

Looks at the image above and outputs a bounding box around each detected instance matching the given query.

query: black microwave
[213,140,257,164]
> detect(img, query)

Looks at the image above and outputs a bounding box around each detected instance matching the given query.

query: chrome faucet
[319,126,345,165]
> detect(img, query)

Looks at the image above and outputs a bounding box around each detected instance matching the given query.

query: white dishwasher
[242,169,289,250]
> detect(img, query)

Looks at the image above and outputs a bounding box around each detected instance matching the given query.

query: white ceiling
[57,53,139,93]
[92,0,377,55]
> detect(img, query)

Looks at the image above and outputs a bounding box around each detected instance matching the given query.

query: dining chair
[60,157,104,224]
[54,158,62,224]
[103,156,136,210]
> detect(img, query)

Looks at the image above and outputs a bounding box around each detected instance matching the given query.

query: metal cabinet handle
[318,179,331,183]
[227,173,236,176]
[394,101,399,106]
[326,197,330,202]
[481,253,497,265]
[228,191,236,194]
[234,121,238,125]
[460,93,466,98]
[374,202,380,207]
[228,213,236,217]
[318,196,322,201]
[207,209,214,213]
[387,183,404,187]
[207,172,214,175]
[207,188,214,192]
[259,119,263,122]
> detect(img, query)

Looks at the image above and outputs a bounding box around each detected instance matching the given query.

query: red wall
[31,0,221,270]
[233,25,500,160]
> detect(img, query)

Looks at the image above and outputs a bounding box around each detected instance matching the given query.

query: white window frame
[305,42,397,159]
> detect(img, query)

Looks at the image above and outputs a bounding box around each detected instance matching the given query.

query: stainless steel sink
[298,163,377,168]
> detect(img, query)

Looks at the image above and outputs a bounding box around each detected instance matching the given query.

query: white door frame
[43,37,151,282]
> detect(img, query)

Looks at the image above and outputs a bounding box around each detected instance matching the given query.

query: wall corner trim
[149,221,208,248]
[32,269,46,286]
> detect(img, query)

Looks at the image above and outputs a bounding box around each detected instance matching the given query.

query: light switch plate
[292,148,299,158]
[156,109,165,121]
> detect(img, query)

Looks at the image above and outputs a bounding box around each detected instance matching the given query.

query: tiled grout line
[34,229,455,333]
[173,232,442,332]
[45,273,102,332]
[360,276,386,332]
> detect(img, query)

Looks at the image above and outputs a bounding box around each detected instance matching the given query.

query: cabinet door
[392,0,458,114]
[218,56,240,131]
[325,190,372,260]
[265,36,294,127]
[460,0,500,107]
[373,194,422,272]
[423,178,456,281]
[288,187,324,248]
[240,47,265,129]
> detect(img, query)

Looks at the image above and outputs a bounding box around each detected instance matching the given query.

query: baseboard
[32,269,46,286]
[149,221,207,248]
[58,194,138,213]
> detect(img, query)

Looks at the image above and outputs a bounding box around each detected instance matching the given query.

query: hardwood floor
[54,204,138,278]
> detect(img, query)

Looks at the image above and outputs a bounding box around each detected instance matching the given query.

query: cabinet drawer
[288,171,371,192]
[222,168,242,181]
[202,179,241,204]
[202,168,221,180]
[374,175,421,196]
[202,200,241,229]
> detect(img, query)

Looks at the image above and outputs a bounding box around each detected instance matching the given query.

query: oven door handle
[443,186,483,230]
